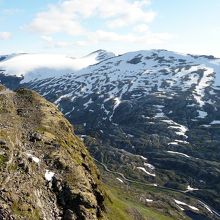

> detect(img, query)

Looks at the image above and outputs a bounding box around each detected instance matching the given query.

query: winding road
[94,158,220,219]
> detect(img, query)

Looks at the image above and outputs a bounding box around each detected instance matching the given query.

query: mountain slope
[0,85,105,220]
[0,50,115,83]
[1,49,220,219]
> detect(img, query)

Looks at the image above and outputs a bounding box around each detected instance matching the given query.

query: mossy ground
[104,186,174,220]
[0,155,7,167]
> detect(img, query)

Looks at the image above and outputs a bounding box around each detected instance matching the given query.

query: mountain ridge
[0,85,106,220]
[1,49,220,219]
[0,50,114,83]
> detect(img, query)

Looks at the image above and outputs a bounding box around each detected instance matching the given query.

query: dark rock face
[0,86,105,220]
[29,132,42,142]
[0,56,7,61]
[0,206,15,220]
[0,73,23,90]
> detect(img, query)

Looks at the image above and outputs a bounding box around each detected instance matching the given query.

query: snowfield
[0,50,114,82]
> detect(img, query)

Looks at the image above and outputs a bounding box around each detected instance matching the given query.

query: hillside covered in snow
[0,49,115,82]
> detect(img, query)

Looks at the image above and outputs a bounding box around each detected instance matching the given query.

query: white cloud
[28,0,154,34]
[40,28,172,50]
[41,35,73,48]
[41,35,53,43]
[105,2,155,28]
[28,8,85,36]
[133,24,149,33]
[27,0,172,49]
[87,30,172,45]
[0,32,11,40]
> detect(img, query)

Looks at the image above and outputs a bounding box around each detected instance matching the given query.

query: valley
[1,49,220,219]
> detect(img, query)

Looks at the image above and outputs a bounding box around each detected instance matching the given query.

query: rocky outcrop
[0,85,105,220]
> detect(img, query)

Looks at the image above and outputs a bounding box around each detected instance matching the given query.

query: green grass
[98,163,192,220]
[104,186,175,220]
[11,202,41,220]
[0,155,7,167]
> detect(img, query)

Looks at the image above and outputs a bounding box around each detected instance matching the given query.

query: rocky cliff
[0,85,105,220]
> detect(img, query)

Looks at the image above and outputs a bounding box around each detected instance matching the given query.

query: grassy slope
[100,163,185,220]
[104,185,174,220]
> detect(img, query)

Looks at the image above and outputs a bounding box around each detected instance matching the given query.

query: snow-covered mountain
[1,49,220,217]
[0,49,115,82]
[25,50,220,121]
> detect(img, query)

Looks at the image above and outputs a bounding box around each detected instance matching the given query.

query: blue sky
[0,0,220,57]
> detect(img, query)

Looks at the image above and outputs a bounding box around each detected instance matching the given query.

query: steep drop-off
[0,85,105,220]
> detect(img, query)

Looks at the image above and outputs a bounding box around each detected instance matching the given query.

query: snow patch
[127,134,134,138]
[174,199,199,211]
[175,140,189,144]
[168,124,188,138]
[162,119,188,139]
[199,201,213,214]
[186,185,199,192]
[144,163,155,170]
[167,151,190,158]
[137,167,156,177]
[45,170,55,181]
[113,97,121,110]
[83,98,93,109]
[201,125,211,128]
[137,155,147,160]
[54,93,72,105]
[193,66,213,107]
[116,178,124,183]
[168,142,179,145]
[26,153,40,164]
[197,110,208,119]
[146,199,153,203]
[210,120,220,125]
